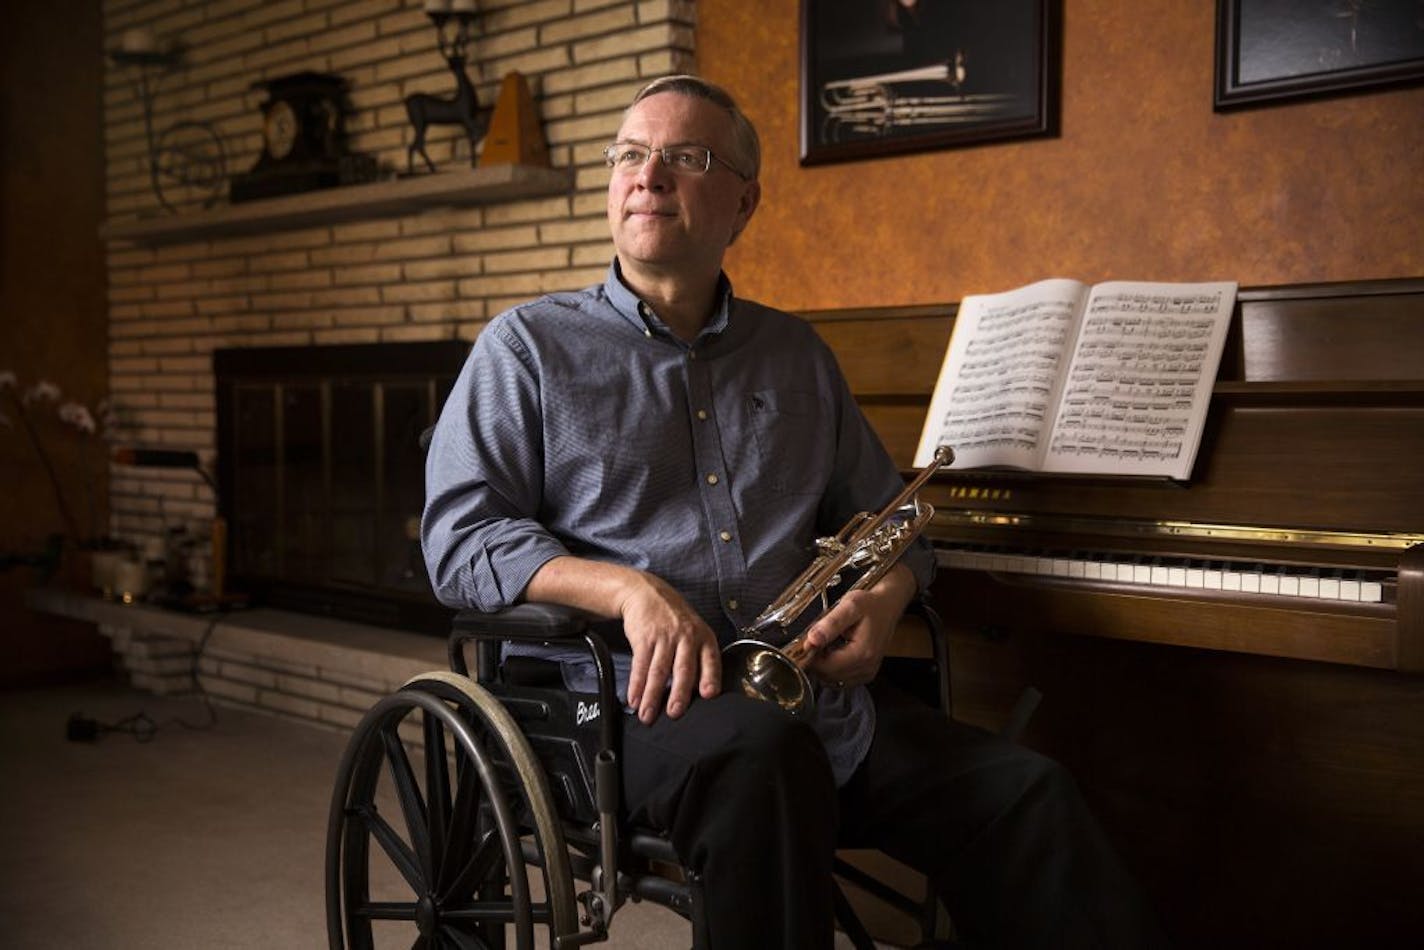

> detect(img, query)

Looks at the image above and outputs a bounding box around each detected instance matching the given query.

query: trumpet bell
[721,639,815,717]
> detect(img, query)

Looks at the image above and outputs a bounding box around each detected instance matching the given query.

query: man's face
[606,92,759,280]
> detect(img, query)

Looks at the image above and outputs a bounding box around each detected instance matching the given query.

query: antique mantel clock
[230,72,365,202]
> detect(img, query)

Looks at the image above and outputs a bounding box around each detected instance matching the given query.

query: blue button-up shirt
[422,261,934,783]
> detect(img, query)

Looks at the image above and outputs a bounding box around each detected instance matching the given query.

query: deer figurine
[404,15,490,174]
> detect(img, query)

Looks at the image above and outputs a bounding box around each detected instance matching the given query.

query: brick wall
[101,0,696,576]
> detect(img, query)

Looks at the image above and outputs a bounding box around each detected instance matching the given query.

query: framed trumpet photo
[1214,0,1424,110]
[798,0,1060,166]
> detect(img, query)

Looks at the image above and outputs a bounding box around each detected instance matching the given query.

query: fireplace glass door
[216,342,468,633]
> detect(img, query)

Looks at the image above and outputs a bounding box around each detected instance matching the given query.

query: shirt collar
[604,259,735,344]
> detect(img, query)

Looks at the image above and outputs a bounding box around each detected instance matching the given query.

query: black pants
[620,682,1169,949]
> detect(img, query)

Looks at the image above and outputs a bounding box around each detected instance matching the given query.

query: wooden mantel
[100,163,571,245]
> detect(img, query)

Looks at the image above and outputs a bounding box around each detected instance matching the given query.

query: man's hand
[525,556,721,724]
[617,572,722,724]
[801,563,917,689]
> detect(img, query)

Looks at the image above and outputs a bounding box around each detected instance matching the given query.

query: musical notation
[935,296,1074,453]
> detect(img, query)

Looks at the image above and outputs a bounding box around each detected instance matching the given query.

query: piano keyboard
[936,545,1387,604]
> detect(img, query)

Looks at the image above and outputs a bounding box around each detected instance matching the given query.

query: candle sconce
[108,29,227,213]
[404,0,491,174]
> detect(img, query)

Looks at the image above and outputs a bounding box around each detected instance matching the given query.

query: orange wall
[698,0,1424,310]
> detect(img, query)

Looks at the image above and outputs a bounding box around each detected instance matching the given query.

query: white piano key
[935,544,1391,607]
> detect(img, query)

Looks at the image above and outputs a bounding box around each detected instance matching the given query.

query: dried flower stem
[4,387,83,544]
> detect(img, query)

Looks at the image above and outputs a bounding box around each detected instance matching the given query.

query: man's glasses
[603,142,748,179]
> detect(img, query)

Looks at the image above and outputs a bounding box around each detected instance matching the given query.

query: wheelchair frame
[325,600,954,949]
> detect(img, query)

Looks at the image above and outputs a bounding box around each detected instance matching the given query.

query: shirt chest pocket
[747,389,835,496]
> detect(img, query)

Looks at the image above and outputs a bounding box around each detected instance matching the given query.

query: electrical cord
[66,615,222,744]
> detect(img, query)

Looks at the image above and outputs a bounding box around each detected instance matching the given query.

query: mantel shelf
[99,163,572,245]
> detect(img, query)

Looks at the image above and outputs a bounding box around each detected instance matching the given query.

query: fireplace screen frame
[214,341,469,634]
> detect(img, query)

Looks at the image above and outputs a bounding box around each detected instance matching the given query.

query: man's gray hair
[629,74,761,180]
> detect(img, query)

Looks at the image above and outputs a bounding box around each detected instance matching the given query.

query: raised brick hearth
[30,589,445,730]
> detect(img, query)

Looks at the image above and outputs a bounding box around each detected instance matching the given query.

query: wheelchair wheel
[326,671,579,949]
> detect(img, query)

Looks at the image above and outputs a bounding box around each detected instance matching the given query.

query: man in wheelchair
[419,75,1166,949]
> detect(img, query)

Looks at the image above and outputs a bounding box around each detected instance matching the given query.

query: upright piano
[806,277,1424,948]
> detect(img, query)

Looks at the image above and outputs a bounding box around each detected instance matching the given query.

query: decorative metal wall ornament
[107,29,226,213]
[405,0,492,174]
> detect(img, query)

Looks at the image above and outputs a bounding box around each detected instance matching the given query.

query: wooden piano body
[806,278,1423,948]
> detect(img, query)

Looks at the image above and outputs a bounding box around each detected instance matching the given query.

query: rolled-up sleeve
[421,321,570,611]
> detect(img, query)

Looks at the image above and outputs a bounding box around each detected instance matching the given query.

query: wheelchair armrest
[448,603,594,680]
[451,602,591,641]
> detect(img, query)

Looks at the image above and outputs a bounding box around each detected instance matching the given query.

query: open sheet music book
[914,278,1238,480]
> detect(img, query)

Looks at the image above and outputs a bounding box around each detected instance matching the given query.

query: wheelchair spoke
[435,749,480,890]
[437,924,483,950]
[353,900,419,921]
[439,828,505,906]
[424,708,452,870]
[353,803,427,894]
[382,721,435,881]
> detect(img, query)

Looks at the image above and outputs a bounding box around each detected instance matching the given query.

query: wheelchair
[325,599,959,949]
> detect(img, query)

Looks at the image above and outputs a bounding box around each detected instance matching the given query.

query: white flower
[23,380,61,405]
[59,401,97,434]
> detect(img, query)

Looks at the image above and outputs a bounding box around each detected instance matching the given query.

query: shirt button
[696,409,708,420]
[719,530,732,542]
[727,599,739,610]
[706,473,719,485]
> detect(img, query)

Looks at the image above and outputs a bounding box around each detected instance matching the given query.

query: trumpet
[721,444,955,716]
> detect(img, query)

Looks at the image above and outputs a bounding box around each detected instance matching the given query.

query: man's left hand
[800,563,917,688]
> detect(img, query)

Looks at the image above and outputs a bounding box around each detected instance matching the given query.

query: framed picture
[1215,0,1424,110]
[799,0,1060,165]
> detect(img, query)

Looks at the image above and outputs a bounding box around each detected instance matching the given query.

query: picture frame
[1215,0,1424,110]
[799,0,1060,166]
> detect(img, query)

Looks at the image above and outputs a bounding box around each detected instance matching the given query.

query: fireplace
[214,341,469,634]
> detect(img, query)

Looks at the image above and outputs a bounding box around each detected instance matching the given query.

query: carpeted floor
[0,676,895,949]
[0,676,702,949]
